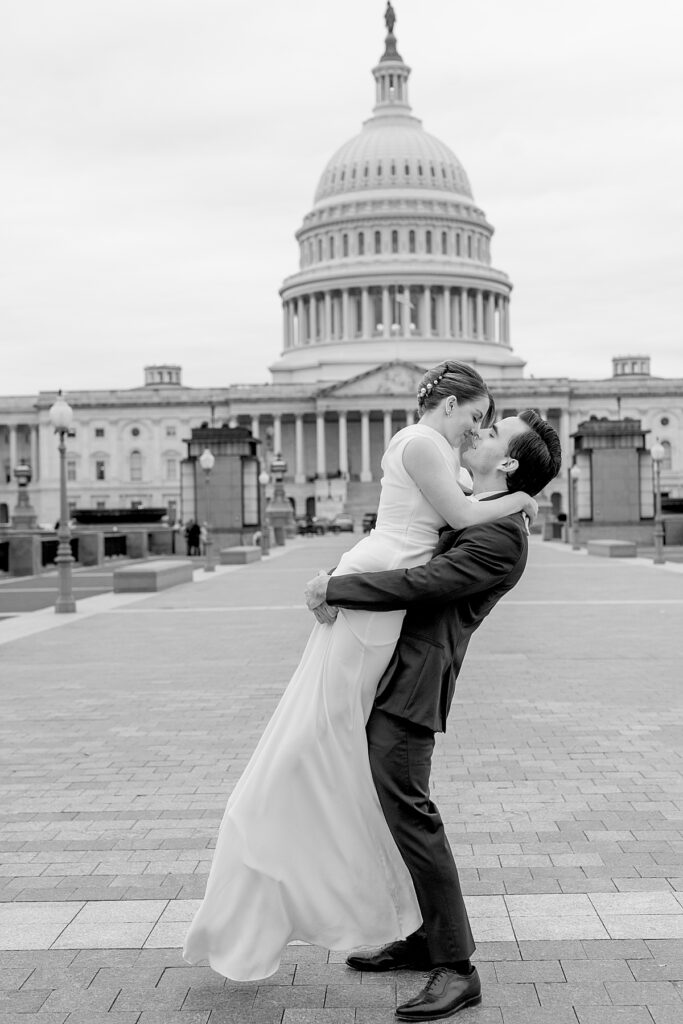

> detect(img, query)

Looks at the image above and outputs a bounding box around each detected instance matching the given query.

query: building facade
[1,11,681,531]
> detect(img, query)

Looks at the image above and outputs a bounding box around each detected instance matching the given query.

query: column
[288,302,296,347]
[341,289,350,341]
[282,303,290,349]
[361,287,370,338]
[422,286,431,336]
[294,414,305,483]
[400,286,411,336]
[296,297,305,344]
[9,425,17,472]
[460,289,469,338]
[310,293,318,342]
[504,298,511,343]
[31,425,40,481]
[405,408,415,426]
[476,290,484,340]
[316,413,326,477]
[338,411,348,477]
[382,287,391,337]
[487,292,495,341]
[251,415,260,439]
[442,287,451,337]
[324,291,332,342]
[273,414,282,456]
[360,411,372,482]
[383,410,393,452]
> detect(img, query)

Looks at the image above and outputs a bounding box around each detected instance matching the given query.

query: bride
[183,360,536,981]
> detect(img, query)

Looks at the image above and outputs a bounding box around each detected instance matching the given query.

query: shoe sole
[346,960,431,973]
[395,992,482,1021]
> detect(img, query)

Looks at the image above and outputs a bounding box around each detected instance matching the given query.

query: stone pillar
[296,297,305,344]
[461,289,469,338]
[294,414,305,483]
[422,286,431,336]
[476,290,484,340]
[383,410,393,452]
[442,287,451,337]
[382,287,391,337]
[288,302,296,347]
[310,293,318,342]
[338,411,348,477]
[273,414,282,456]
[31,425,40,481]
[360,411,372,482]
[487,292,495,341]
[361,287,370,338]
[324,291,332,342]
[341,289,350,341]
[400,287,411,336]
[316,413,326,477]
[9,425,17,473]
[504,298,511,343]
[251,416,260,439]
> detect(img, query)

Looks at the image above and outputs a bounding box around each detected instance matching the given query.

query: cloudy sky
[2,0,681,396]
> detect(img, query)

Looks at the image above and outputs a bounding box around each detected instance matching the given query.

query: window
[131,427,140,437]
[95,460,106,481]
[317,238,323,261]
[408,230,416,253]
[130,450,142,482]
[96,501,106,511]
[342,233,349,257]
[358,231,365,255]
[329,236,335,259]
[95,427,105,438]
[441,231,448,254]
[391,229,399,253]
[425,230,432,254]
[165,458,178,480]
[165,426,176,437]
[374,230,382,254]
[467,236,472,258]
[455,233,461,256]
[67,460,77,482]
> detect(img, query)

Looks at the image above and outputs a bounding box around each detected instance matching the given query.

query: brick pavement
[0,535,682,1023]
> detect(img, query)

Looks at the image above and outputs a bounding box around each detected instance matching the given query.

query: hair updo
[416,360,495,425]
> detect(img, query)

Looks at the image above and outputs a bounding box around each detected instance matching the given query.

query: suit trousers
[366,707,475,964]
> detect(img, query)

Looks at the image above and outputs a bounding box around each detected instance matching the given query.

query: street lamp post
[258,470,271,556]
[268,453,289,546]
[49,392,77,613]
[198,448,216,572]
[570,463,581,550]
[650,440,665,565]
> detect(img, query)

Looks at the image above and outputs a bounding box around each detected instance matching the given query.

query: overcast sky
[2,0,681,396]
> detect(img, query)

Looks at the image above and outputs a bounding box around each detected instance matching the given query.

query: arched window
[441,231,448,254]
[317,238,323,261]
[467,235,472,258]
[329,236,335,259]
[130,450,142,483]
[342,233,349,258]
[391,230,399,253]
[408,230,416,253]
[374,230,382,254]
[455,233,461,256]
[425,230,432,254]
[358,231,364,255]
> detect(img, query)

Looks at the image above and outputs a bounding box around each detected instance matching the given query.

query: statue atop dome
[381,1,403,62]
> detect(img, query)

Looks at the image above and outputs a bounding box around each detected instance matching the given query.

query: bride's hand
[520,493,538,522]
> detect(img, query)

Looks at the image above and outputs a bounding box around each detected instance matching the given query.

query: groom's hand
[312,601,338,625]
[304,570,330,610]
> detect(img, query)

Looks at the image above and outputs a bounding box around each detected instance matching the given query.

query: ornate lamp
[48,392,76,612]
[258,469,271,556]
[569,463,581,551]
[650,440,665,565]
[198,447,216,572]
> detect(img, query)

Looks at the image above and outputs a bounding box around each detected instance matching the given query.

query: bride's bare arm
[402,436,537,529]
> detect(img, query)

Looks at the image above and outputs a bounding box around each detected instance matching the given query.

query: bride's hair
[417,360,495,425]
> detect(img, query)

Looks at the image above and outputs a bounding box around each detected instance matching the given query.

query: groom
[304,409,561,1021]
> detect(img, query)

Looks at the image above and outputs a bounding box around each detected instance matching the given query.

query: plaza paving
[0,534,682,1024]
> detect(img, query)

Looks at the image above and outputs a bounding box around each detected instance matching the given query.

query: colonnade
[1,424,40,482]
[282,285,509,349]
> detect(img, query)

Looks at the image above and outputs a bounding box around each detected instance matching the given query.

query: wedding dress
[183,423,459,981]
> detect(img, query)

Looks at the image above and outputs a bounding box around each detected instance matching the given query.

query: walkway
[1,535,682,1023]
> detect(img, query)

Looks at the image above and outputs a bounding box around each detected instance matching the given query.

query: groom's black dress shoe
[395,966,481,1021]
[346,938,432,972]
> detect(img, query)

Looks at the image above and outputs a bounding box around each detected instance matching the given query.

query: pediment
[318,361,427,398]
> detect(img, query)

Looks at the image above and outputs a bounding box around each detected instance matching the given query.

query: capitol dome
[271,4,524,384]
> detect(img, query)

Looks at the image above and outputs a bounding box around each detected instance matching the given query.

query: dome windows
[329,236,335,259]
[409,230,416,253]
[441,231,448,255]
[318,238,323,261]
[358,231,365,255]
[425,230,432,254]
[342,233,349,258]
[391,230,399,253]
[377,162,383,177]
[374,230,382,254]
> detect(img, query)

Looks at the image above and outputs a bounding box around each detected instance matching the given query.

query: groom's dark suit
[325,502,528,964]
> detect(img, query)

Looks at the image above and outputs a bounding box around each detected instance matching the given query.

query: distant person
[186,520,200,556]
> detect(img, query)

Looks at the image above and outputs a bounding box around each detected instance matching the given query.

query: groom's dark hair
[505,410,562,497]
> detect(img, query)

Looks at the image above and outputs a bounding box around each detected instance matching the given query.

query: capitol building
[1,7,681,530]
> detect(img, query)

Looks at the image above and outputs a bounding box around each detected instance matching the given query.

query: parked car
[295,514,329,536]
[330,513,354,533]
[361,511,377,534]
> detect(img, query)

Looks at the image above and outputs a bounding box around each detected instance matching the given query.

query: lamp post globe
[49,392,76,613]
[650,441,665,565]
[569,463,581,551]
[198,448,216,572]
[258,470,271,556]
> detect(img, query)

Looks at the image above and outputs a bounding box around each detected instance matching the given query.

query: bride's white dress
[183,423,459,981]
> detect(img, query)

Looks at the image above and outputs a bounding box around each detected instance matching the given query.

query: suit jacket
[326,500,528,733]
